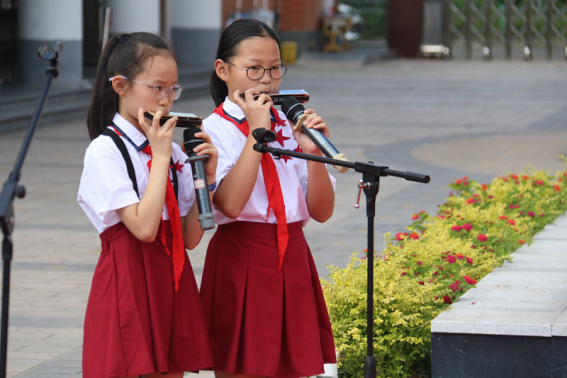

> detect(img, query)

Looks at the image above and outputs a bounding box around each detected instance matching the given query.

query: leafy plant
[322,163,567,377]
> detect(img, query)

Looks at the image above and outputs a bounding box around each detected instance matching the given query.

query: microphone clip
[252,129,277,153]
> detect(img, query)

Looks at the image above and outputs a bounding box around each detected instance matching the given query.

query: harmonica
[239,89,310,105]
[144,111,202,127]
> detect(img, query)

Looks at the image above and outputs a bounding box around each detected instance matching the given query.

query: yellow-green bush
[322,164,567,378]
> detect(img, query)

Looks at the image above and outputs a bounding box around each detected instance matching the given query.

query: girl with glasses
[78,32,216,378]
[201,18,337,378]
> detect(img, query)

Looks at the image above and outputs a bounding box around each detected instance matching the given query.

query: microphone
[183,128,215,230]
[281,97,349,173]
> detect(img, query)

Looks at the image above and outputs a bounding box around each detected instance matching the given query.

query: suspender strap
[102,128,179,202]
[103,128,139,198]
[170,157,178,201]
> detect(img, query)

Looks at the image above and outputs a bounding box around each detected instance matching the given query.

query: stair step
[0,65,210,134]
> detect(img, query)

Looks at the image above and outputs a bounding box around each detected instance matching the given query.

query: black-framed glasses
[108,75,183,100]
[225,61,287,81]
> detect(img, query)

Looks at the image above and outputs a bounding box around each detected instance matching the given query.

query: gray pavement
[1,56,566,377]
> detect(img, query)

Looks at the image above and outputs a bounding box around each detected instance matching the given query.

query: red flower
[418,281,424,285]
[395,232,407,241]
[522,175,529,180]
[401,272,407,276]
[455,179,462,185]
[466,257,474,265]
[488,195,494,199]
[446,255,456,263]
[508,219,516,226]
[510,174,519,180]
[416,261,423,266]
[456,253,464,260]
[528,211,535,218]
[466,198,475,204]
[449,280,461,292]
[409,232,419,240]
[464,275,477,285]
[518,240,525,244]
[535,180,544,186]
[462,223,472,232]
[411,213,419,220]
[554,185,561,192]
[499,215,508,220]
[470,245,476,249]
[443,295,453,304]
[477,234,488,242]
[419,210,427,214]
[451,225,462,232]
[481,184,489,191]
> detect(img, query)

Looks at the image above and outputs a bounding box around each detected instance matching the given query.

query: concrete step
[0,65,210,134]
[431,213,567,377]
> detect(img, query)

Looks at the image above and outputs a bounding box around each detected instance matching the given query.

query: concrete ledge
[432,212,567,337]
[431,212,567,377]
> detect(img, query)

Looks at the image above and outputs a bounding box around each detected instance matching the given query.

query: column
[169,0,222,66]
[107,0,160,35]
[18,0,82,87]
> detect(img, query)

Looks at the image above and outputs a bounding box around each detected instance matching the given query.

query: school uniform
[200,98,337,378]
[77,113,213,378]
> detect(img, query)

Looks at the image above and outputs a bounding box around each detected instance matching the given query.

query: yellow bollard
[281,41,298,65]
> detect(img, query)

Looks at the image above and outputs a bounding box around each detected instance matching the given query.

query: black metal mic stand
[252,129,430,378]
[0,41,62,378]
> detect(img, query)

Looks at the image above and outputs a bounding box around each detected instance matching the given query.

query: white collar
[111,113,149,151]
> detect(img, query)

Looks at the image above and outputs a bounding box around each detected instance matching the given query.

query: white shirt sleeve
[78,138,140,233]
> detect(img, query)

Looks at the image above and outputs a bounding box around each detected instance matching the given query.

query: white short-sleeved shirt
[77,113,196,234]
[203,98,336,226]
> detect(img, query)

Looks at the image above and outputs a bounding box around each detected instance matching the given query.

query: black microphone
[183,128,215,230]
[280,97,349,173]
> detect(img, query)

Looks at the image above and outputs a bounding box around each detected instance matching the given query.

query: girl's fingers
[233,89,246,108]
[138,108,151,133]
[162,115,178,132]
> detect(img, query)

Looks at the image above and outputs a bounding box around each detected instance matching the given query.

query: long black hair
[210,19,280,107]
[86,32,176,140]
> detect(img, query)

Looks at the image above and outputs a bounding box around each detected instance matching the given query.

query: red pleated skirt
[200,221,337,378]
[83,221,214,378]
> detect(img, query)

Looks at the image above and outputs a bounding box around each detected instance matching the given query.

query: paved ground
[0,55,566,377]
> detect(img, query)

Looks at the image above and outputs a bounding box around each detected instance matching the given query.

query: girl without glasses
[200,18,337,378]
[78,32,216,378]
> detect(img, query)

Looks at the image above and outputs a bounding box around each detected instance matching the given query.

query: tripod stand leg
[0,236,13,378]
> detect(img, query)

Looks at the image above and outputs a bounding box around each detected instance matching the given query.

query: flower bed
[321,163,567,378]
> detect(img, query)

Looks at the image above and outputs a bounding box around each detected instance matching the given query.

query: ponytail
[210,70,228,108]
[87,35,121,140]
[210,19,280,107]
[86,32,176,140]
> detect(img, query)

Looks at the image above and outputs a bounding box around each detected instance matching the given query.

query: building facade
[0,0,222,89]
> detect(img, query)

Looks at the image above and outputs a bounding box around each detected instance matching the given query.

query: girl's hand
[233,88,272,134]
[138,108,176,162]
[293,109,330,155]
[180,128,218,183]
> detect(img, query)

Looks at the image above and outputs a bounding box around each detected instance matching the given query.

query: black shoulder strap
[169,157,179,201]
[103,128,179,202]
[103,128,140,198]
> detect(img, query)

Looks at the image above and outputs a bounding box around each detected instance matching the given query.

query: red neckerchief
[213,104,289,270]
[112,127,185,291]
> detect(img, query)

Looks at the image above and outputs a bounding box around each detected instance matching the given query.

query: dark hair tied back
[210,19,280,107]
[86,32,176,140]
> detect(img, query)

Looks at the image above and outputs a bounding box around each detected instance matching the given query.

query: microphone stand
[252,129,430,378]
[0,41,62,378]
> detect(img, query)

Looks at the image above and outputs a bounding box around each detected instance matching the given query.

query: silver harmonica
[144,111,202,127]
[239,89,310,105]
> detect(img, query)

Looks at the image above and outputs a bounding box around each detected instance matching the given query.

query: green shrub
[322,163,567,378]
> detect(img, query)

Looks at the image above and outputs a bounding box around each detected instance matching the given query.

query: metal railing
[339,0,388,41]
[444,0,567,59]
